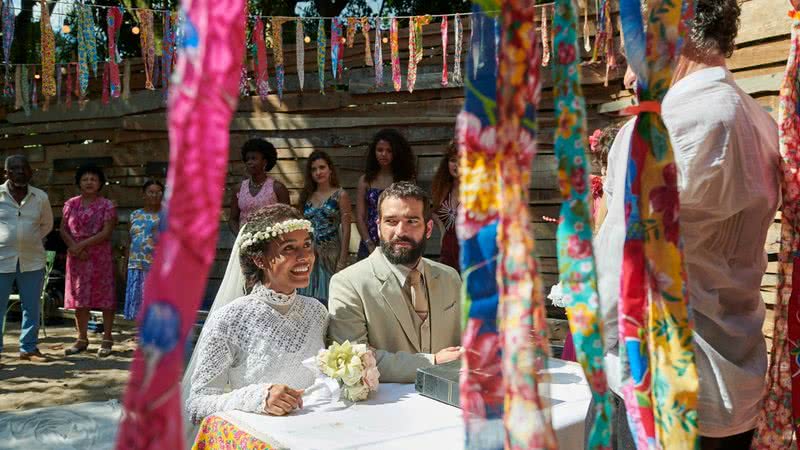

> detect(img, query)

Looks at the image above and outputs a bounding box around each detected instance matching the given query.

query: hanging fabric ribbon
[317,19,326,94]
[552,0,612,448]
[102,62,110,104]
[162,12,177,93]
[582,1,591,52]
[13,66,21,109]
[497,2,556,447]
[541,5,550,66]
[296,20,305,92]
[441,17,448,87]
[107,7,123,98]
[407,16,431,93]
[471,15,480,79]
[21,65,30,115]
[374,21,384,87]
[139,9,156,90]
[115,0,247,446]
[239,64,249,97]
[39,0,55,102]
[617,0,698,448]
[331,18,342,80]
[253,18,270,101]
[390,18,401,91]
[752,4,800,448]
[31,74,37,111]
[76,4,98,97]
[65,64,72,108]
[74,62,81,99]
[453,15,462,84]
[361,18,372,66]
[346,17,357,48]
[456,6,505,449]
[2,0,15,98]
[271,18,288,100]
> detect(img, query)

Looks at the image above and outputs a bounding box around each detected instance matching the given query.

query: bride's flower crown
[239,219,314,252]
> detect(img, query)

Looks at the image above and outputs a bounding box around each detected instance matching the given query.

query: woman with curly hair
[431,141,460,272]
[355,129,416,260]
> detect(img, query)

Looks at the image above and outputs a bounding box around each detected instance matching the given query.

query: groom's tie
[408,269,428,322]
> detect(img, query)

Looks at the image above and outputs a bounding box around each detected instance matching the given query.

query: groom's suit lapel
[368,250,420,353]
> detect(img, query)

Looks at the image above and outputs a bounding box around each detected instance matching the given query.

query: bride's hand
[265,385,305,416]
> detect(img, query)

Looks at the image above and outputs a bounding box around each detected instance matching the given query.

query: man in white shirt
[0,155,53,363]
[588,0,780,448]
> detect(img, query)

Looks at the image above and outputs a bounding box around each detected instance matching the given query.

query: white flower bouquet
[316,340,380,402]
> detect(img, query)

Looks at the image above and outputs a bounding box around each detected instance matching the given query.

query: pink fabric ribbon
[441,17,448,87]
[107,7,122,98]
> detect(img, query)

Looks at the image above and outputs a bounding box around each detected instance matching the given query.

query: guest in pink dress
[431,141,460,272]
[60,164,118,357]
[228,139,290,235]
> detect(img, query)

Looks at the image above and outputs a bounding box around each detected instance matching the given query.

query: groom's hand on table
[434,346,462,364]
[265,385,305,416]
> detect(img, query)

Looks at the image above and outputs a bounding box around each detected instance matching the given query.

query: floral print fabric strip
[317,19,326,93]
[193,415,272,450]
[391,18,401,91]
[752,5,800,449]
[551,0,613,449]
[617,0,699,448]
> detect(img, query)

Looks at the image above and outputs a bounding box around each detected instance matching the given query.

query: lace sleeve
[184,317,271,422]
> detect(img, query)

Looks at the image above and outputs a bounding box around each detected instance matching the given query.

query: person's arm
[59,201,79,251]
[39,194,54,240]
[327,273,435,383]
[274,180,291,205]
[354,176,374,252]
[229,186,241,236]
[337,190,353,270]
[73,217,115,251]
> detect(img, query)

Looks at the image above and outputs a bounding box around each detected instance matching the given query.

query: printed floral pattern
[193,415,272,450]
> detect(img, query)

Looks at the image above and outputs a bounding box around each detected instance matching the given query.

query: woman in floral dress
[60,164,118,357]
[431,141,460,272]
[123,180,163,320]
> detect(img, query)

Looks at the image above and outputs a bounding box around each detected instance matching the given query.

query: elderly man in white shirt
[587,0,780,449]
[0,155,53,363]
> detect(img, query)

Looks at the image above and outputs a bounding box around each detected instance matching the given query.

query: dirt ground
[0,319,138,412]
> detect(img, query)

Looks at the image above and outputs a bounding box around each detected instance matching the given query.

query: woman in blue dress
[298,151,352,305]
[355,129,416,259]
[124,179,163,320]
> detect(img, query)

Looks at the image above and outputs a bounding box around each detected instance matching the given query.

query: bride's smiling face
[254,229,315,294]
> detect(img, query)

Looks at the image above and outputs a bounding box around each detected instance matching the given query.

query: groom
[328,182,462,383]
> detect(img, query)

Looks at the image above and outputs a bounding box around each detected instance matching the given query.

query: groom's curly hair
[239,204,306,290]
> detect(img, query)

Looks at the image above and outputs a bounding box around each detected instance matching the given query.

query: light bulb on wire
[34,74,40,80]
[382,37,388,44]
[61,24,71,34]
[132,26,141,35]
[304,35,311,44]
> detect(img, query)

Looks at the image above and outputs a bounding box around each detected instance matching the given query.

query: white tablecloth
[219,359,591,450]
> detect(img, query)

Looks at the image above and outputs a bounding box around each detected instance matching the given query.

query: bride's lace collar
[251,283,297,306]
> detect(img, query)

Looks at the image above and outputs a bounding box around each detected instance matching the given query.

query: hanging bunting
[453,15,463,84]
[30,74,37,111]
[496,1,556,447]
[102,62,110,104]
[296,20,304,91]
[374,21,384,87]
[271,18,288,100]
[347,17,357,48]
[162,12,177,92]
[317,19,326,93]
[14,65,21,109]
[456,6,505,449]
[472,15,480,79]
[541,5,550,66]
[138,9,156,90]
[21,66,30,115]
[108,7,123,98]
[239,64,249,97]
[752,4,800,448]
[115,0,247,445]
[2,0,15,98]
[441,17,449,87]
[390,18,401,91]
[582,1,590,52]
[76,4,99,97]
[407,16,431,93]
[552,0,612,448]
[39,0,55,101]
[65,64,72,108]
[331,18,342,80]
[361,18,372,66]
[253,18,270,101]
[617,0,698,448]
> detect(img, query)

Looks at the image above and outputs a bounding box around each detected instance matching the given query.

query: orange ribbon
[621,100,662,116]
[788,9,800,20]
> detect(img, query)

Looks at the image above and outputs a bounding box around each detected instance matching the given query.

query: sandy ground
[0,319,138,412]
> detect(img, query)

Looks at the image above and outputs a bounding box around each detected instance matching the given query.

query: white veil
[181,227,247,434]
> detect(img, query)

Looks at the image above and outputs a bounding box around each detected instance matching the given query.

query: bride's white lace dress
[185,283,328,423]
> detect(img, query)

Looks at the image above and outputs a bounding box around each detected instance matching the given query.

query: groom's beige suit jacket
[327,249,462,383]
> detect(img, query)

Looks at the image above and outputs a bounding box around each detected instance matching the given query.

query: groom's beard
[380,235,427,265]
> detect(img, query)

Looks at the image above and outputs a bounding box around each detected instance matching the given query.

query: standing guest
[590,0,780,447]
[60,164,118,358]
[297,151,353,306]
[0,155,53,363]
[228,138,290,235]
[356,129,416,260]
[431,141,460,272]
[123,180,163,320]
[329,182,462,383]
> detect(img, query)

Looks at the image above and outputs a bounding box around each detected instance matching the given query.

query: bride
[182,204,328,423]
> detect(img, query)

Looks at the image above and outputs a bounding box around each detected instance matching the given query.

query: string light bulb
[60,67,67,75]
[382,37,388,44]
[34,74,40,79]
[132,26,141,35]
[304,35,311,44]
[61,24,71,34]
[340,37,346,44]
